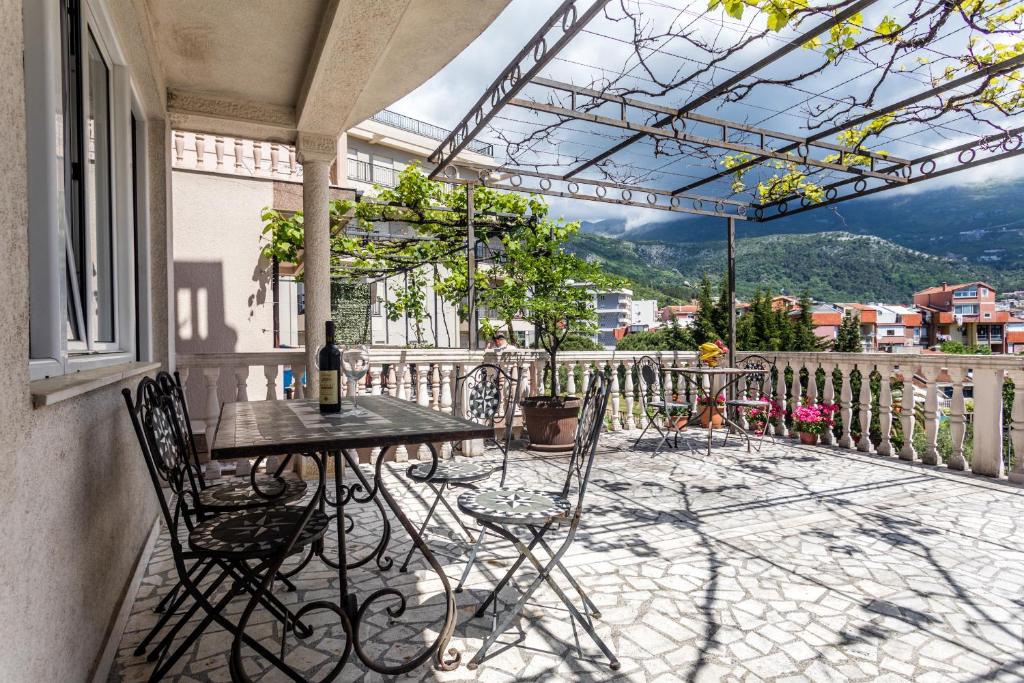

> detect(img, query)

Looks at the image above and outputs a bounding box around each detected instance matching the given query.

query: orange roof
[663,305,698,314]
[915,281,996,296]
[901,313,922,326]
[811,312,842,326]
[990,311,1011,322]
[1007,331,1024,344]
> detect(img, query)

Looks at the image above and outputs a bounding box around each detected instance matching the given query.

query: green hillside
[570,231,1024,305]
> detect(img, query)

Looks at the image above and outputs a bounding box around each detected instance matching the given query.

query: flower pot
[799,431,818,445]
[698,405,724,428]
[522,396,581,452]
[668,415,689,431]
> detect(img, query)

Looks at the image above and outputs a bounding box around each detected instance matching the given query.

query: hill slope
[569,231,1024,304]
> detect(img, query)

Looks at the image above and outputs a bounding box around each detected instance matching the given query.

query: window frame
[26,0,151,381]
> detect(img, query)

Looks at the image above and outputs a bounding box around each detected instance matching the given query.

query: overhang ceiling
[150,0,510,142]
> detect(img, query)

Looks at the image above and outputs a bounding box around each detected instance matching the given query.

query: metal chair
[633,355,690,455]
[458,368,618,671]
[723,354,777,452]
[399,362,523,575]
[122,377,330,682]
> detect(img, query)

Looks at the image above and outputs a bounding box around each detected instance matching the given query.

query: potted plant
[479,216,622,452]
[697,395,726,428]
[666,406,689,431]
[744,396,781,435]
[791,402,838,445]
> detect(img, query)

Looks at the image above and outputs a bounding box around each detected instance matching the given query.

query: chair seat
[197,477,307,510]
[407,460,495,484]
[189,507,330,558]
[649,399,689,410]
[726,398,772,408]
[458,487,571,526]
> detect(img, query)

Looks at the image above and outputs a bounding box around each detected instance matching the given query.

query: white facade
[594,288,633,348]
[632,299,659,329]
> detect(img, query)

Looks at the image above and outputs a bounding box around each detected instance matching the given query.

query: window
[886,329,895,336]
[954,304,979,316]
[980,287,988,296]
[26,0,149,379]
[954,289,978,298]
[369,281,382,316]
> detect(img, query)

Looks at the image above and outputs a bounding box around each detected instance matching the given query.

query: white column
[296,133,336,400]
[821,363,835,446]
[972,366,1006,478]
[948,367,968,471]
[920,365,941,465]
[837,363,853,448]
[899,367,917,461]
[877,364,894,456]
[857,365,873,452]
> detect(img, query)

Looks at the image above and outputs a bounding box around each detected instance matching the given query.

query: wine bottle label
[319,370,339,404]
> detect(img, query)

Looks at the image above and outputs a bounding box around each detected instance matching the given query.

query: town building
[660,303,699,327]
[914,281,1011,352]
[595,288,634,348]
[631,299,659,330]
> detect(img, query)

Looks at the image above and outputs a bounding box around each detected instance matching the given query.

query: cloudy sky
[390,0,1024,232]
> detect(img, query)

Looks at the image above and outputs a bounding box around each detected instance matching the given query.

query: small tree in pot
[480,218,621,450]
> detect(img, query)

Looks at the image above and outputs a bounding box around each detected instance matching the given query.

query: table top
[665,366,767,375]
[211,396,495,460]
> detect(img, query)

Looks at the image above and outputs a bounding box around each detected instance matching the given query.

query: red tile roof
[1007,331,1024,343]
[811,312,842,326]
[915,281,995,296]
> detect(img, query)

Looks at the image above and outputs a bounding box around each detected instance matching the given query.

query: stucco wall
[0,2,165,680]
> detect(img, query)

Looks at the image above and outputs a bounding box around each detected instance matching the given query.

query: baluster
[270,143,280,175]
[1008,370,1024,483]
[292,363,305,399]
[370,365,382,395]
[806,364,819,406]
[264,364,278,401]
[789,361,803,412]
[252,141,263,174]
[582,363,592,395]
[610,362,622,431]
[774,357,788,437]
[821,363,836,446]
[194,134,206,167]
[202,368,222,479]
[519,358,532,399]
[431,365,441,411]
[289,146,298,178]
[440,365,453,458]
[395,365,410,461]
[566,360,577,397]
[920,365,941,465]
[877,364,894,456]
[838,364,853,448]
[233,139,244,172]
[386,365,397,397]
[948,368,968,471]
[416,365,430,459]
[214,137,225,168]
[173,131,184,164]
[857,365,873,452]
[899,366,917,461]
[623,360,636,430]
[233,367,249,401]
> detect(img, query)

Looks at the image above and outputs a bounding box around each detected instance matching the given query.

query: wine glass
[341,344,370,414]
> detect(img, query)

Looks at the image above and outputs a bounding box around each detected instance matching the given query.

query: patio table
[666,366,767,456]
[210,395,493,675]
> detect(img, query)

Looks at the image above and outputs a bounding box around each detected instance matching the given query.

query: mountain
[569,231,1024,305]
[580,177,1024,270]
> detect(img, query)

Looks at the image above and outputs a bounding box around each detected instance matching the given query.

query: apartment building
[914,281,1011,352]
[661,303,699,327]
[595,288,633,348]
[632,299,659,330]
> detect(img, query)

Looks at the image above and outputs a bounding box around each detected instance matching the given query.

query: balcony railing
[347,159,397,188]
[176,349,1024,483]
[369,109,495,157]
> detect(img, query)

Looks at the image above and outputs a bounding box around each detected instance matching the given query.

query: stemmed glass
[341,344,370,415]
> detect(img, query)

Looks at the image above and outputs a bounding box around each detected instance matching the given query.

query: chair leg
[399,481,446,573]
[436,487,478,542]
[136,559,216,657]
[455,526,486,593]
[473,522,551,618]
[532,530,601,618]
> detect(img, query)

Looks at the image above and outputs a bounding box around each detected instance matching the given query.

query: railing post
[806,362,819,406]
[1008,369,1024,483]
[370,365,382,395]
[821,363,835,446]
[948,367,968,471]
[838,363,853,448]
[920,364,941,465]
[203,368,221,428]
[971,366,1006,478]
[194,134,205,167]
[877,364,894,456]
[857,364,873,452]
[774,356,788,438]
[789,360,803,410]
[292,363,305,399]
[609,361,622,431]
[899,367,917,461]
[566,360,577,396]
[264,365,278,401]
[214,136,225,168]
[623,359,635,430]
[440,365,453,459]
[416,364,430,460]
[395,364,410,461]
[233,367,249,402]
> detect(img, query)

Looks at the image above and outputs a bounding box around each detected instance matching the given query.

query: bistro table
[210,395,494,678]
[667,366,768,456]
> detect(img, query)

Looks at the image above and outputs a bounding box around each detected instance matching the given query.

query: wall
[0,1,167,680]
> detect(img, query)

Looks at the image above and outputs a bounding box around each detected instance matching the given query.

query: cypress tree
[834,311,863,352]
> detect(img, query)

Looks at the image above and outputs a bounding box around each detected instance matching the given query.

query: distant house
[632,299,659,330]
[913,281,1010,352]
[660,303,699,327]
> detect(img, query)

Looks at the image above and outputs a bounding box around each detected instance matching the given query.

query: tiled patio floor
[110,430,1024,682]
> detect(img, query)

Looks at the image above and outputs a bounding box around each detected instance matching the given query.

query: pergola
[424,0,1024,361]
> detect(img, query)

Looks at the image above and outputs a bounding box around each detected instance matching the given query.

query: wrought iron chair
[458,368,618,671]
[124,377,328,681]
[399,362,523,574]
[723,354,777,452]
[633,355,690,455]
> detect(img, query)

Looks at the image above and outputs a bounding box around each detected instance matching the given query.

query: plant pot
[698,405,724,428]
[522,396,581,452]
[668,416,689,431]
[799,431,818,445]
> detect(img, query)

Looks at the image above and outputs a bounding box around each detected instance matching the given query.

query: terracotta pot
[799,431,818,445]
[668,415,689,431]
[522,396,581,452]
[699,405,724,428]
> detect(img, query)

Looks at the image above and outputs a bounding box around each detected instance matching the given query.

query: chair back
[456,362,523,485]
[561,367,613,524]
[123,376,199,547]
[156,370,206,487]
[731,354,775,400]
[634,355,665,413]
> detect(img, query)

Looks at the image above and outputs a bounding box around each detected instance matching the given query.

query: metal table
[211,395,493,677]
[667,366,767,455]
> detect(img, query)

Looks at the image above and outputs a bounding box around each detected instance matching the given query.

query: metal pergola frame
[425,0,1024,364]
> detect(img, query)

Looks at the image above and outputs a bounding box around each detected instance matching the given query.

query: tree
[616,318,695,351]
[833,312,863,353]
[692,274,721,345]
[791,293,821,352]
[940,340,993,355]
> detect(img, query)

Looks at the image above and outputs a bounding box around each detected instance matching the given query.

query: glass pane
[87,32,115,343]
